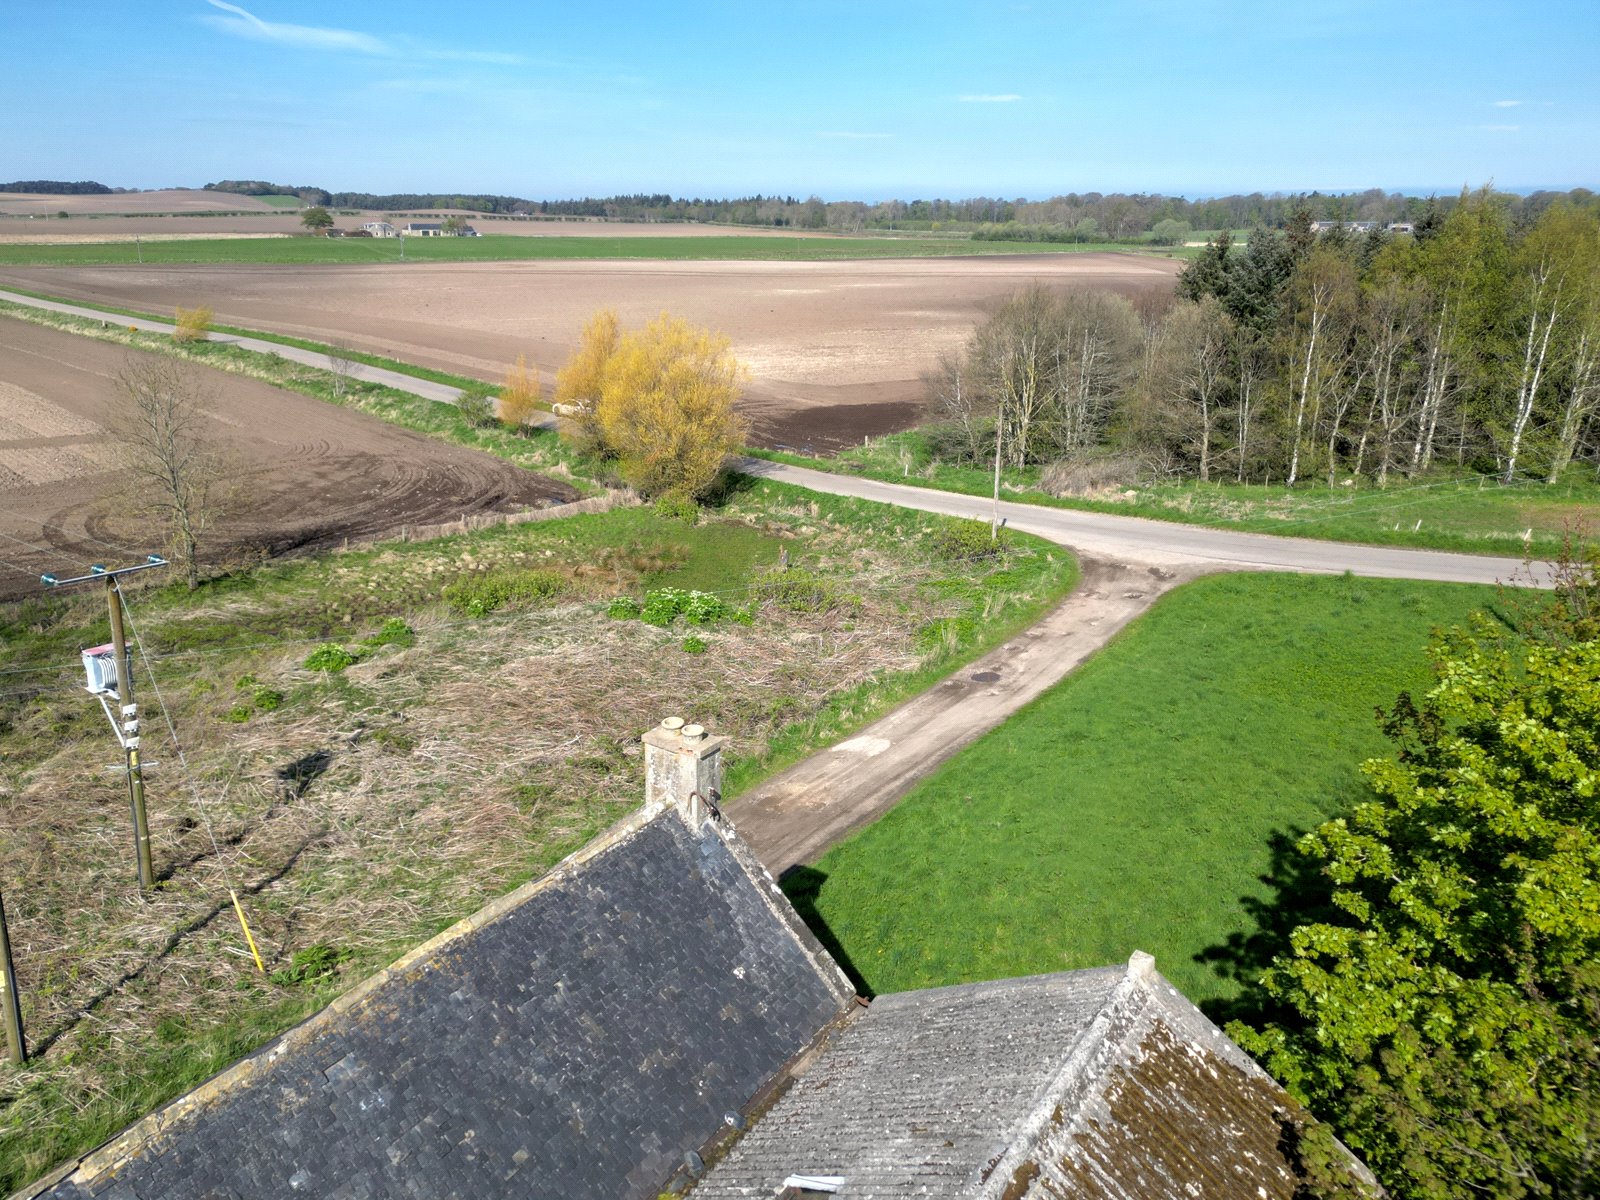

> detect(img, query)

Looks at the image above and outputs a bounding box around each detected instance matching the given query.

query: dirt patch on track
[0,254,1181,453]
[0,316,578,600]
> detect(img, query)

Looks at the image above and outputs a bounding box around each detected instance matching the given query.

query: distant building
[362,221,396,237]
[401,222,444,236]
[1387,222,1416,235]
[1310,219,1382,235]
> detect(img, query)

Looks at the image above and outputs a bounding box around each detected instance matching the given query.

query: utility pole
[991,405,1004,541]
[0,888,24,1065]
[106,576,154,888]
[42,557,168,890]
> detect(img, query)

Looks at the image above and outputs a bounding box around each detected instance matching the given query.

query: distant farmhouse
[22,722,1376,1200]
[1311,219,1415,235]
[361,221,396,237]
[401,221,479,237]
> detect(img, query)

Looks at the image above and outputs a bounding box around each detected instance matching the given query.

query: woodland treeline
[197,181,1598,238]
[925,192,1600,489]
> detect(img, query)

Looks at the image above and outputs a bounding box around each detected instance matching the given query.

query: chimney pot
[660,716,685,734]
[682,723,706,743]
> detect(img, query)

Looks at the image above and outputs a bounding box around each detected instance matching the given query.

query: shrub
[681,635,707,654]
[751,568,856,615]
[929,519,1008,563]
[553,308,618,453]
[172,305,213,345]
[224,704,252,723]
[607,596,642,620]
[443,568,565,617]
[251,686,283,712]
[498,354,542,430]
[563,311,747,500]
[303,643,356,673]
[653,493,701,524]
[456,385,496,428]
[363,617,415,649]
[638,587,740,627]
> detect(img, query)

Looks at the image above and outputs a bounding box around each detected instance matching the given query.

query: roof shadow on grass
[779,865,874,998]
[1194,826,1339,1032]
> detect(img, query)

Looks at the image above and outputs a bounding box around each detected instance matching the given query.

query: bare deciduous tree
[326,341,361,400]
[108,357,225,589]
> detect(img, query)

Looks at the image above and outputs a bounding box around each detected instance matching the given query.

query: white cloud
[958,93,1022,103]
[1493,99,1524,108]
[202,0,390,53]
[819,131,892,140]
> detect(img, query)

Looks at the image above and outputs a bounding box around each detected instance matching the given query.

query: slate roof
[26,806,853,1200]
[692,953,1362,1200]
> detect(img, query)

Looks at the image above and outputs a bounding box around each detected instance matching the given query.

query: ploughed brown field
[0,254,1182,450]
[0,316,576,600]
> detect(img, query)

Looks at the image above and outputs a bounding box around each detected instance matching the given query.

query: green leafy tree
[300,205,334,234]
[1150,217,1192,246]
[1236,616,1600,1199]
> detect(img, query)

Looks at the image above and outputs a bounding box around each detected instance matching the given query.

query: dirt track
[0,317,577,599]
[0,254,1182,452]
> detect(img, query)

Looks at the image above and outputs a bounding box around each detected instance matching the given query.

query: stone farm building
[20,723,1374,1200]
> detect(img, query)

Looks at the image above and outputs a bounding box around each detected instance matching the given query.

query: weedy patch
[0,478,1074,1191]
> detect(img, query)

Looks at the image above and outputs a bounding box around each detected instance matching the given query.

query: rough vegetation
[0,482,1073,1190]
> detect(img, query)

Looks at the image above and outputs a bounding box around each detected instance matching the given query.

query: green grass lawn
[751,431,1598,558]
[786,571,1502,1016]
[0,233,1168,267]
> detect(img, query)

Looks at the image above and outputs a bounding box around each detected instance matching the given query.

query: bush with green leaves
[750,568,857,615]
[455,385,496,428]
[607,596,641,620]
[653,493,701,524]
[681,635,707,654]
[303,643,356,673]
[443,568,565,617]
[929,519,1008,563]
[628,586,750,628]
[363,617,415,649]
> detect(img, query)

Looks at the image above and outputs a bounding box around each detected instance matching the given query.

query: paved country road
[2,288,1554,873]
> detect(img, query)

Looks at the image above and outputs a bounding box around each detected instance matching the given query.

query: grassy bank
[0,473,1074,1189]
[0,286,494,393]
[0,298,587,489]
[750,430,1595,558]
[786,572,1500,1014]
[0,233,1176,267]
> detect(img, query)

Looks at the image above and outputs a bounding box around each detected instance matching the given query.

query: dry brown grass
[0,486,1070,1184]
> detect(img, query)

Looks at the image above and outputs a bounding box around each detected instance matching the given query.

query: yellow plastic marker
[230,890,265,973]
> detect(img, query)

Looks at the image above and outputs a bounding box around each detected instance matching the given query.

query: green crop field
[0,233,1164,267]
[786,571,1503,1016]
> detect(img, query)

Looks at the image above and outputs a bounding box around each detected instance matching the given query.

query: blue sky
[5,0,1597,200]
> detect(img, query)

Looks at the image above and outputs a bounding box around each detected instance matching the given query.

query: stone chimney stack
[642,717,725,827]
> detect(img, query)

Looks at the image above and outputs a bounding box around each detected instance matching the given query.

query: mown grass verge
[0,474,1075,1190]
[0,298,586,491]
[748,430,1597,558]
[786,571,1501,1015]
[0,287,495,394]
